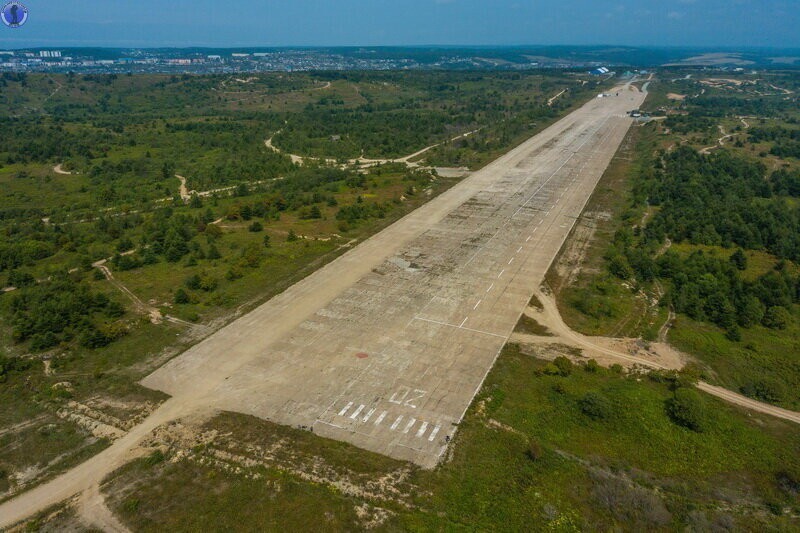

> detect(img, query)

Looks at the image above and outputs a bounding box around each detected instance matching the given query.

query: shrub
[543,363,561,376]
[184,274,201,290]
[286,229,299,242]
[579,392,613,420]
[248,221,263,232]
[762,306,790,330]
[553,356,573,376]
[174,288,190,304]
[666,388,707,432]
[585,359,600,373]
[527,439,544,461]
[740,378,787,404]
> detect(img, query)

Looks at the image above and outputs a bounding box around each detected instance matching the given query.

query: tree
[263,234,271,248]
[762,306,790,330]
[174,288,190,304]
[286,229,299,242]
[189,194,203,208]
[204,224,222,240]
[248,221,263,232]
[737,296,764,328]
[163,228,189,262]
[240,243,263,268]
[207,244,221,260]
[729,249,747,271]
[666,388,707,432]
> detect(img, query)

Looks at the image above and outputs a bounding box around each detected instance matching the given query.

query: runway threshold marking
[390,416,404,430]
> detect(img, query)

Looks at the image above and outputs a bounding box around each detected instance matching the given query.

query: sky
[0,0,798,49]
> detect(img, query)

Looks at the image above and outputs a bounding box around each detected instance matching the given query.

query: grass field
[93,344,800,531]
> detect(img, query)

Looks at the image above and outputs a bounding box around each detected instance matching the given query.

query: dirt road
[52,163,74,175]
[519,289,800,424]
[0,83,646,527]
[265,128,481,168]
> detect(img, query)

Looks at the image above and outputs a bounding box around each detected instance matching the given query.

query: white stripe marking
[349,404,365,419]
[362,408,376,423]
[403,418,417,434]
[473,300,481,310]
[428,425,441,441]
[416,421,429,438]
[338,402,353,417]
[375,411,387,426]
[390,416,403,430]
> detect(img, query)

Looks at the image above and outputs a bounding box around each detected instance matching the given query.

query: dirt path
[547,89,567,106]
[92,257,204,331]
[700,118,749,155]
[52,164,74,175]
[522,289,800,424]
[77,484,130,533]
[175,174,191,202]
[696,382,800,424]
[265,128,481,168]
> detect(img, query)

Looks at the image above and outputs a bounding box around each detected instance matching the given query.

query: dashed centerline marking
[517,246,523,253]
[473,300,482,310]
[498,269,505,278]
[412,317,507,339]
[508,258,514,265]
[486,283,494,292]
[460,317,469,327]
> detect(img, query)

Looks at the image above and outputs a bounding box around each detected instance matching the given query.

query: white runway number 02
[389,386,427,409]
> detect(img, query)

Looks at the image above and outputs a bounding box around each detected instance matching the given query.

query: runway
[0,82,645,529]
[144,83,646,467]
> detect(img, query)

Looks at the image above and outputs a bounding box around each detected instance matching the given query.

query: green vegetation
[96,344,800,531]
[0,70,599,499]
[553,70,800,410]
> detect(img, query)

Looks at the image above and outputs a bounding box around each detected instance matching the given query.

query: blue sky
[1,0,798,49]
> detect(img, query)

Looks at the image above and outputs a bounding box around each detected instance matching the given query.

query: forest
[562,71,800,408]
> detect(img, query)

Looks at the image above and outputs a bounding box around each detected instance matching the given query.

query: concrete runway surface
[0,83,644,528]
[142,83,645,466]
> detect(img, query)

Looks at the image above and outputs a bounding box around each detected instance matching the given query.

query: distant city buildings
[0,48,601,74]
